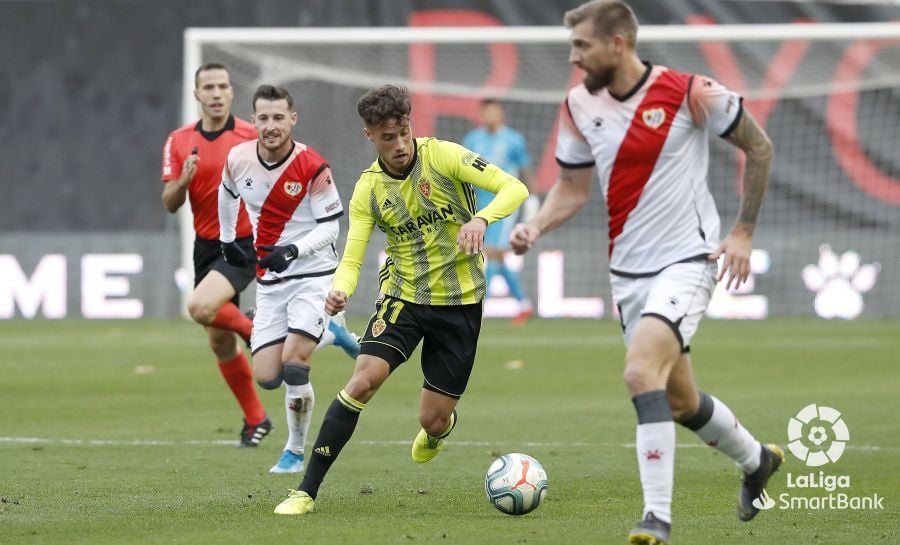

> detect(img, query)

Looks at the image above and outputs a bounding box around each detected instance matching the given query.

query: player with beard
[510,2,782,543]
[162,66,359,451]
[219,85,352,474]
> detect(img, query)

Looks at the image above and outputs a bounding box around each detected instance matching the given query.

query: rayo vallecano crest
[283,181,303,196]
[642,108,666,129]
[418,179,431,199]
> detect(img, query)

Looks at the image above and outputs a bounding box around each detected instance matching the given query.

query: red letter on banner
[408,10,517,135]
[827,38,900,204]
[686,15,811,194]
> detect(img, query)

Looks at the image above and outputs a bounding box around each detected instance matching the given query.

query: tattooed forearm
[726,110,773,233]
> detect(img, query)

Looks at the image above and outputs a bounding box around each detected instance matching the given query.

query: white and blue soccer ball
[484,453,548,515]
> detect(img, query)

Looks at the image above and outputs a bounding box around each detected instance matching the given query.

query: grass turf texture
[1,318,897,544]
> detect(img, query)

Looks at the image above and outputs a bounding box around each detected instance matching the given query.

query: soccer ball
[484,453,548,515]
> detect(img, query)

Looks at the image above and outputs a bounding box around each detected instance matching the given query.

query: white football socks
[284,382,315,455]
[693,395,761,473]
[636,421,675,523]
[632,390,675,524]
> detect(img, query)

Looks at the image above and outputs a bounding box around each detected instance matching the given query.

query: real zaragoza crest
[283,181,303,196]
[642,108,666,129]
[418,179,431,199]
[371,318,387,337]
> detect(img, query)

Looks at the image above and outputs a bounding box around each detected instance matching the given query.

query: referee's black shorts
[193,236,256,305]
[359,294,483,399]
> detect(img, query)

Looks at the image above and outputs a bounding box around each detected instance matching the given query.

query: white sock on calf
[682,392,762,473]
[284,382,315,455]
[633,390,675,524]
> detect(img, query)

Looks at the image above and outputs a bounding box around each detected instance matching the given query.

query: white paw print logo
[801,245,880,319]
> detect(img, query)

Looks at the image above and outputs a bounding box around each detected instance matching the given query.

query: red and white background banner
[1,0,897,318]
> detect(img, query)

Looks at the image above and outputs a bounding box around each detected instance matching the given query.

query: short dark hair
[481,98,503,108]
[564,0,639,47]
[252,84,294,112]
[357,84,411,127]
[194,62,229,88]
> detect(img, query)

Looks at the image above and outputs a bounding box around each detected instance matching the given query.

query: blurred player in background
[219,84,354,474]
[161,62,271,447]
[510,2,781,543]
[274,84,528,515]
[464,99,535,324]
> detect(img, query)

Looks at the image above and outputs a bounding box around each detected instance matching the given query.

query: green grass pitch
[1,318,897,544]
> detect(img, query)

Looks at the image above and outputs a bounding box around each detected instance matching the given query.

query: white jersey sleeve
[308,165,344,222]
[289,165,342,257]
[687,75,743,137]
[291,220,339,258]
[218,156,241,243]
[555,97,596,169]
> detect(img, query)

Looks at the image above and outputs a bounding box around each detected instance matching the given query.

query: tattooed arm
[709,109,774,289]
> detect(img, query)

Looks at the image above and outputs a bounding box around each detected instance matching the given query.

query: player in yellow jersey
[274,84,528,515]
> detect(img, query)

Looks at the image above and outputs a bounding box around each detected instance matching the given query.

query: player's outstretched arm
[711,110,774,289]
[510,166,593,255]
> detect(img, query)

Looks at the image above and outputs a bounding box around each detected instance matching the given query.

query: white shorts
[250,274,332,353]
[610,260,717,352]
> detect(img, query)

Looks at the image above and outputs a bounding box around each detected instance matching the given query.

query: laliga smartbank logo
[752,404,884,512]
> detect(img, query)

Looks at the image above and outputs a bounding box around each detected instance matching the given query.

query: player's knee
[282,362,311,386]
[622,362,651,390]
[256,371,284,390]
[344,357,388,400]
[345,372,383,402]
[345,376,374,400]
[187,300,215,325]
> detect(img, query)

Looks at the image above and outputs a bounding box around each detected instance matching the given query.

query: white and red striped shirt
[556,63,742,275]
[220,140,344,281]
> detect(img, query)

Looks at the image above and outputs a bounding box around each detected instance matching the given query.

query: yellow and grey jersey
[334,137,528,306]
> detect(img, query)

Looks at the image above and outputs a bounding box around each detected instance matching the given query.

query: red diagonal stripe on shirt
[607,69,690,257]
[255,155,315,277]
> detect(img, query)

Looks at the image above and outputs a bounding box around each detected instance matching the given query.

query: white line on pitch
[0,436,896,452]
